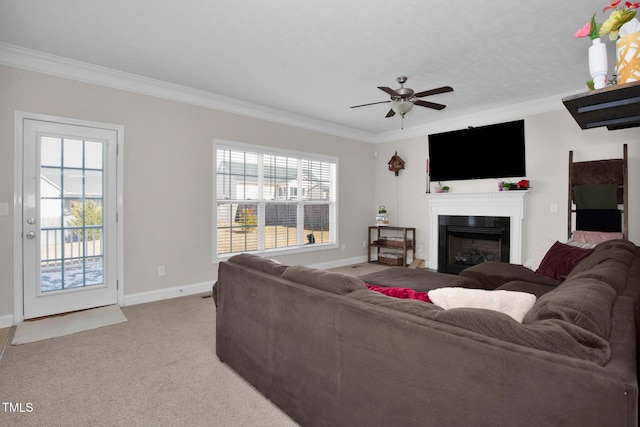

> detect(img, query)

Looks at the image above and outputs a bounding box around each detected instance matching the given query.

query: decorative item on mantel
[498,180,531,191]
[388,151,405,176]
[575,1,640,88]
[433,182,450,193]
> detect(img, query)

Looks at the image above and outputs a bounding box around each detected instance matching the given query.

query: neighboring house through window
[214,140,337,258]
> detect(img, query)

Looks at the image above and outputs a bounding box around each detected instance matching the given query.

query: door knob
[26,231,36,239]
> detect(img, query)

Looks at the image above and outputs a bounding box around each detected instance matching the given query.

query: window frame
[213,139,338,261]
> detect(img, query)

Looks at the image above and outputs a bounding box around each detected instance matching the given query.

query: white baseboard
[123,281,214,307]
[0,314,14,329]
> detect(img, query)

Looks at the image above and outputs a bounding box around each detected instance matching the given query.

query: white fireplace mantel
[426,191,528,270]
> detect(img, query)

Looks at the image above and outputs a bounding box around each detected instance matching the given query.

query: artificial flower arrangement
[575,1,640,88]
[575,1,639,41]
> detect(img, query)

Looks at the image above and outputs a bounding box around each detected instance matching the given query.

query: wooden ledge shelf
[562,80,640,130]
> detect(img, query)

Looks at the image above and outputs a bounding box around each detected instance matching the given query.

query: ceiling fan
[351,76,453,127]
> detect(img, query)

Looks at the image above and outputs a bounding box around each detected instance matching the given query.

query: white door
[21,118,119,319]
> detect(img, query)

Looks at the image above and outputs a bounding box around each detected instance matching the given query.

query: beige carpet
[0,294,298,427]
[12,305,128,345]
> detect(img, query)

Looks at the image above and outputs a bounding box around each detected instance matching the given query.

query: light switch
[0,203,8,216]
[550,203,558,213]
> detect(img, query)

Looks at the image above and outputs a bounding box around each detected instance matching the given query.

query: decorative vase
[588,38,608,89]
[616,31,640,83]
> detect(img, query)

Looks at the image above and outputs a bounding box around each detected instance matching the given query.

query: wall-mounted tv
[428,119,526,182]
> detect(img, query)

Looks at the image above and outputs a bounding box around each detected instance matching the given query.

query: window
[215,140,337,258]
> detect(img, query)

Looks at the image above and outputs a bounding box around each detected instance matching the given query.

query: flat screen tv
[428,119,526,182]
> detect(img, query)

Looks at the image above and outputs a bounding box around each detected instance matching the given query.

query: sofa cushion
[566,239,636,294]
[460,261,561,289]
[569,239,635,275]
[568,261,632,295]
[428,287,536,323]
[360,267,479,291]
[347,289,611,365]
[535,241,594,282]
[365,283,432,302]
[227,253,288,276]
[523,276,616,340]
[282,265,366,295]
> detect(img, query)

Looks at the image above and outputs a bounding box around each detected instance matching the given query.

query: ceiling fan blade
[385,109,396,118]
[350,100,391,108]
[415,100,447,110]
[414,86,454,98]
[378,86,401,97]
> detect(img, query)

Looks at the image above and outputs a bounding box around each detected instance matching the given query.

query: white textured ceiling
[0,0,615,139]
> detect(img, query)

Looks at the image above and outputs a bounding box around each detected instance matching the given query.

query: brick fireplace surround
[426,191,528,271]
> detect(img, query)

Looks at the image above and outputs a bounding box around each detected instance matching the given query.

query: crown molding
[0,42,581,145]
[0,42,376,143]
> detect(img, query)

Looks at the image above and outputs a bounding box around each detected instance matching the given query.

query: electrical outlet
[362,241,367,248]
[157,265,166,277]
[416,245,423,253]
[550,203,558,213]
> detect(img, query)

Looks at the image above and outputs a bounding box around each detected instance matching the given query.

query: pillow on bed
[428,287,536,322]
[365,283,432,303]
[535,241,594,282]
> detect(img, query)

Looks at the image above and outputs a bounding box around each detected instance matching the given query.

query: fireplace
[438,215,510,274]
[426,192,527,271]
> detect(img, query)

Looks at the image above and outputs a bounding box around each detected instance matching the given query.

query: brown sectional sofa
[214,239,640,426]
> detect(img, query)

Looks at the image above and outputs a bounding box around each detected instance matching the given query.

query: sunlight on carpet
[12,305,127,345]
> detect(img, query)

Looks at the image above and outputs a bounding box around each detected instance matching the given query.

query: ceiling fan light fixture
[391,100,414,116]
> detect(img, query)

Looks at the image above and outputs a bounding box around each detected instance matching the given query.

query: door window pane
[39,137,105,292]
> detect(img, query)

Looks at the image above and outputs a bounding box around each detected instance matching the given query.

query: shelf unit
[562,80,640,130]
[367,226,415,267]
